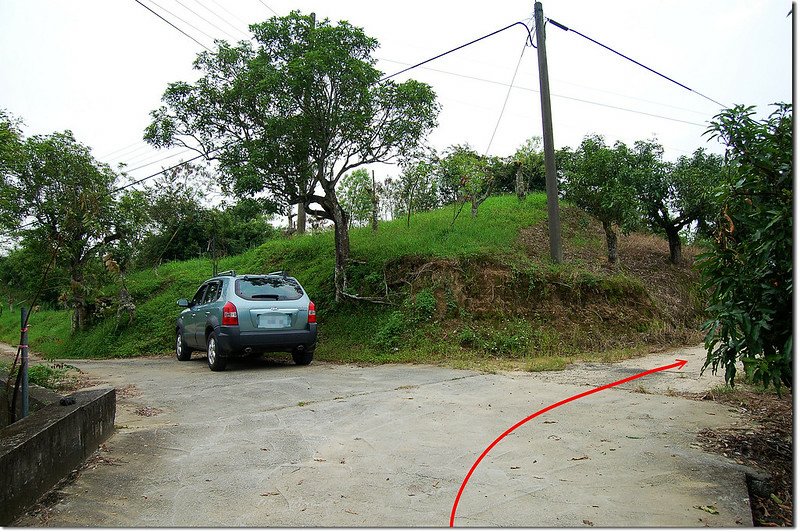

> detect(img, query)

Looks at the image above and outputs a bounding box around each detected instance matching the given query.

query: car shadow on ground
[182,353,302,373]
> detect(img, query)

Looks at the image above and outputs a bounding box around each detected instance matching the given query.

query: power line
[133,0,211,51]
[174,0,239,40]
[191,0,250,39]
[485,39,528,155]
[113,152,209,193]
[546,17,728,109]
[119,148,196,174]
[208,0,251,29]
[380,21,534,83]
[379,55,710,118]
[147,0,217,43]
[547,76,712,117]
[377,57,707,127]
[97,140,147,159]
[106,143,157,165]
[257,0,278,16]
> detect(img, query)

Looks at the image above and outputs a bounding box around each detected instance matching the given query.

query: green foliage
[437,144,493,217]
[630,139,725,263]
[0,113,121,331]
[27,363,69,389]
[374,289,437,350]
[560,135,639,263]
[457,320,532,355]
[503,136,545,193]
[338,169,374,227]
[385,154,440,224]
[699,103,792,391]
[0,360,72,390]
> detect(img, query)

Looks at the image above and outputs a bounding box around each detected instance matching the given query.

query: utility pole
[534,1,563,263]
[20,307,29,419]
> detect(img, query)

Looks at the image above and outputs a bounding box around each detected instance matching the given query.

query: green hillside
[0,194,704,371]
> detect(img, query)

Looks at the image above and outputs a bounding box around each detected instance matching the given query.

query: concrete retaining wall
[0,387,116,525]
[0,376,63,428]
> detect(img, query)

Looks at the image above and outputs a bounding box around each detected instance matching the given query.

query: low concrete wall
[0,376,63,428]
[0,387,116,525]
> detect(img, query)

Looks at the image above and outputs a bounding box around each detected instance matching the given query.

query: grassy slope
[0,194,704,370]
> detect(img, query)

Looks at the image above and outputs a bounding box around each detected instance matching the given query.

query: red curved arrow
[449,358,688,527]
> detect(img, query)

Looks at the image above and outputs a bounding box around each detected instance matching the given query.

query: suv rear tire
[292,350,314,366]
[207,331,227,371]
[176,329,192,361]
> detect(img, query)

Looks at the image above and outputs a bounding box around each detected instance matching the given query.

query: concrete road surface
[15,346,755,527]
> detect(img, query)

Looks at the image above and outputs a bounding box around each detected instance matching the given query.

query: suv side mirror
[177,298,191,308]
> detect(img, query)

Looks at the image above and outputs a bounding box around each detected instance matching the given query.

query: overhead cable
[546,17,728,109]
[191,0,250,39]
[174,0,240,40]
[485,39,528,155]
[380,21,535,82]
[133,0,212,51]
[377,57,707,127]
[209,0,251,28]
[113,152,208,193]
[258,0,278,16]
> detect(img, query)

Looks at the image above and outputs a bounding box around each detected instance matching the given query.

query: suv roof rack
[267,270,288,277]
[217,270,237,277]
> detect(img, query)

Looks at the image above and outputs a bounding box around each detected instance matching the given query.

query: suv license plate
[259,314,290,328]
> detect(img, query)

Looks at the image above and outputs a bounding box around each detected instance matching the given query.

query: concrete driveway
[16,346,754,527]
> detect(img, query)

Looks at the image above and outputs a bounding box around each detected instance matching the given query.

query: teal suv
[176,271,317,371]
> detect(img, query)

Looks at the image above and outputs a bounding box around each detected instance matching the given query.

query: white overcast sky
[0,0,793,189]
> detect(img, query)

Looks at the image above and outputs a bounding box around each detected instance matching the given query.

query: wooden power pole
[534,1,563,263]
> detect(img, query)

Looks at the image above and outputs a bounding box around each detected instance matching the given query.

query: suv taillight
[308,301,316,324]
[222,301,238,326]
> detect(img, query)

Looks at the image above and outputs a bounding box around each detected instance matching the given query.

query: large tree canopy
[0,117,120,331]
[630,140,724,264]
[560,135,639,264]
[145,11,440,300]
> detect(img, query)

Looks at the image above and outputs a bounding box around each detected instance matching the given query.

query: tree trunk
[296,202,306,234]
[602,221,618,264]
[406,185,415,228]
[515,162,526,201]
[371,197,379,233]
[471,201,478,218]
[666,226,682,264]
[330,202,351,302]
[70,268,88,332]
[371,171,379,233]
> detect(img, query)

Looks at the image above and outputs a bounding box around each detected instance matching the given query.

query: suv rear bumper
[217,324,317,357]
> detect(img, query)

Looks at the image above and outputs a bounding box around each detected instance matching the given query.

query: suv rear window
[235,276,303,301]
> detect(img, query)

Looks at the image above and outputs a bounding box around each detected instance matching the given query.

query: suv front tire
[176,329,192,361]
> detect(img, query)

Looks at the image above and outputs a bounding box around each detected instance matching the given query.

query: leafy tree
[388,154,439,226]
[560,135,639,263]
[514,136,546,192]
[131,167,276,267]
[0,121,120,331]
[145,11,440,300]
[631,140,724,264]
[338,169,374,228]
[699,103,792,390]
[494,136,545,197]
[437,145,493,218]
